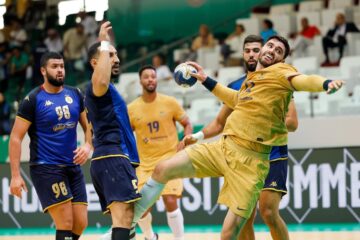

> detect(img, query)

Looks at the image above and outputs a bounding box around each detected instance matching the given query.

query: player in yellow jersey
[129,65,192,240]
[182,35,297,240]
[131,35,344,240]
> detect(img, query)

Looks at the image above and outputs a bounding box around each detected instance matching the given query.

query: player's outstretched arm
[187,61,239,108]
[181,104,233,148]
[91,21,113,97]
[9,118,30,198]
[290,74,344,94]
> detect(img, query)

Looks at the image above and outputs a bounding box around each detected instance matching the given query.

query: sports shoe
[99,228,112,240]
[145,232,159,240]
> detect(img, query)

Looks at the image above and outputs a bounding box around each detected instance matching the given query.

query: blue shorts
[90,156,141,214]
[263,159,288,195]
[30,164,87,213]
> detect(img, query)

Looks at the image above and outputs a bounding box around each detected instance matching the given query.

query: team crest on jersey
[65,95,73,104]
[143,137,149,143]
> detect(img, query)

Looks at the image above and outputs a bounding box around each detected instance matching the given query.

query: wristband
[323,79,332,91]
[191,131,204,141]
[202,77,217,92]
[100,41,110,51]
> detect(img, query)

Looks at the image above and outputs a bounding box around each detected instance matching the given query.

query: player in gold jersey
[129,65,192,240]
[131,35,344,240]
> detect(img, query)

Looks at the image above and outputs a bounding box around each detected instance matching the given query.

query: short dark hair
[266,35,290,59]
[263,19,273,29]
[40,52,63,67]
[88,42,101,63]
[154,53,166,64]
[138,65,156,77]
[243,35,264,49]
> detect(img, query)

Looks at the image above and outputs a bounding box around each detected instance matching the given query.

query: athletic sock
[112,227,130,240]
[56,230,73,240]
[138,213,156,240]
[71,233,80,240]
[167,208,185,240]
[133,177,165,225]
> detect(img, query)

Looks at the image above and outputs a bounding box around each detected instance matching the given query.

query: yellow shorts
[185,136,270,219]
[136,167,183,197]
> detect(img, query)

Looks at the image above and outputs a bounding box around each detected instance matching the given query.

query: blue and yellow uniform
[85,83,141,213]
[227,76,288,195]
[17,85,87,212]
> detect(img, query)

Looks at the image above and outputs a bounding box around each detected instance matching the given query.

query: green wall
[108,0,301,46]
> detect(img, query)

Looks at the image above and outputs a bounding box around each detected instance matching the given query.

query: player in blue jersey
[85,22,141,240]
[9,52,92,240]
[182,35,298,240]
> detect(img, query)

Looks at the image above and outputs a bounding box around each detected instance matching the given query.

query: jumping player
[131,35,344,239]
[182,35,297,240]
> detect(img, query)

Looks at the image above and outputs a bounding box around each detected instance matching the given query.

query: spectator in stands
[291,17,321,57]
[0,92,10,135]
[63,23,87,85]
[0,42,9,92]
[221,23,246,66]
[152,53,173,81]
[191,24,217,51]
[78,11,98,47]
[9,46,30,101]
[44,28,63,53]
[260,19,277,42]
[9,18,27,47]
[322,13,359,66]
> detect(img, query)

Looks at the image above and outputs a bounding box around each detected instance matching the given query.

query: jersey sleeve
[17,94,36,123]
[170,97,186,121]
[275,63,300,91]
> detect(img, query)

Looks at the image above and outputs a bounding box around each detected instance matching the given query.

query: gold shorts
[185,136,270,218]
[137,167,183,197]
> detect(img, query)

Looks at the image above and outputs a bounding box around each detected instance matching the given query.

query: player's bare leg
[222,209,247,240]
[72,204,88,238]
[48,201,74,239]
[109,202,135,240]
[259,190,289,240]
[238,206,256,240]
[163,194,184,240]
[133,150,196,224]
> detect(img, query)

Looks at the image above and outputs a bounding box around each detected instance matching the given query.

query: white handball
[174,63,198,88]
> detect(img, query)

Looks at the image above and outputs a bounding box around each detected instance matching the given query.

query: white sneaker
[99,227,112,240]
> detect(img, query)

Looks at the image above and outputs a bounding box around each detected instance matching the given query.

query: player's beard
[259,52,280,68]
[245,59,257,72]
[111,63,120,79]
[145,83,157,93]
[47,72,64,87]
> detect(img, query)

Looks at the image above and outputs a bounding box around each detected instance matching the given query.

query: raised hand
[98,21,112,42]
[186,61,208,82]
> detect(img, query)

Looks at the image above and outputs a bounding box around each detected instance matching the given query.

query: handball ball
[174,63,197,88]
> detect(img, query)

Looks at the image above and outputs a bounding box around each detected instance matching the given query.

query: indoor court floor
[0,224,359,240]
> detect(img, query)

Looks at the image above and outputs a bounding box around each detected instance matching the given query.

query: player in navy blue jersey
[9,52,92,240]
[85,21,141,240]
[182,35,298,240]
